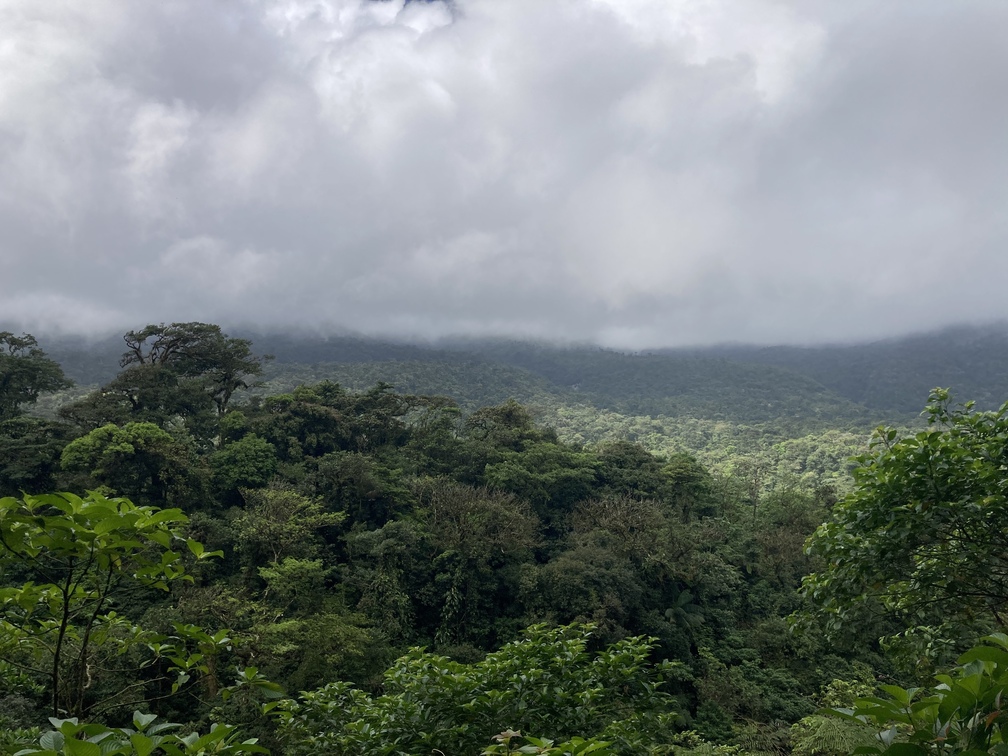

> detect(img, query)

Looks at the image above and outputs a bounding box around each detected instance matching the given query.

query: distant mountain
[669,323,1008,413]
[439,341,877,428]
[25,323,1008,426]
[31,333,124,386]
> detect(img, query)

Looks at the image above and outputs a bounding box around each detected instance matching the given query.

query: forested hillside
[5,323,1008,754]
[37,323,1008,421]
[31,323,1008,506]
[675,323,1008,413]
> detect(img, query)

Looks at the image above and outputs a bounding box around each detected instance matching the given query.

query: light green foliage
[275,623,678,755]
[0,492,222,718]
[827,634,1008,755]
[209,434,277,500]
[59,422,200,504]
[790,714,877,756]
[230,486,369,689]
[11,710,266,756]
[789,672,878,756]
[482,729,614,755]
[253,557,373,691]
[801,390,1008,657]
[234,485,343,568]
[542,405,870,495]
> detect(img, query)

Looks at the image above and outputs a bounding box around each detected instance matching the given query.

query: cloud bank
[1,0,1006,347]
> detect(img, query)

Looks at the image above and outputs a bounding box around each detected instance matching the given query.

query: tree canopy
[14,322,1008,755]
[121,323,269,415]
[802,389,1008,660]
[0,332,71,421]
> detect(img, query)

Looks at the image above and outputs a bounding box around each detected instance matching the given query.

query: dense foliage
[276,624,677,754]
[826,633,1008,756]
[802,389,1008,667]
[5,322,1008,754]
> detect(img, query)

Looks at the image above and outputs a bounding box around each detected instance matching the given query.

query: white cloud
[156,236,282,299]
[1,0,1006,346]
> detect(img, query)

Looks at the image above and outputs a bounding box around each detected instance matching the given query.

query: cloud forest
[3,322,1008,754]
[4,0,1008,753]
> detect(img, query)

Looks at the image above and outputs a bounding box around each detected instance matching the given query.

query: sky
[1,0,1006,348]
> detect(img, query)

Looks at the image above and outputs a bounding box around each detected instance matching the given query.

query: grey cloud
[1,0,1006,347]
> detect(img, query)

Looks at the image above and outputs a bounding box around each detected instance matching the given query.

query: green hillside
[33,323,1008,423]
[29,323,1008,494]
[673,323,1008,413]
[254,357,877,492]
[448,341,880,427]
[6,321,1008,754]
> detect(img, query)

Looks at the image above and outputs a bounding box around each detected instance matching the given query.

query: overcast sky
[1,0,1006,347]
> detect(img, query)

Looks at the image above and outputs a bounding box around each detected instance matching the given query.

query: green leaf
[39,732,64,751]
[132,712,158,731]
[879,685,913,706]
[129,734,155,756]
[63,738,102,756]
[880,743,928,756]
[959,645,1008,668]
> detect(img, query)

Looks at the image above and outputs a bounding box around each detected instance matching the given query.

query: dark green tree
[59,364,213,431]
[484,441,598,529]
[414,478,539,648]
[60,324,269,439]
[0,417,75,496]
[0,332,71,421]
[120,323,269,416]
[251,382,412,463]
[0,330,71,492]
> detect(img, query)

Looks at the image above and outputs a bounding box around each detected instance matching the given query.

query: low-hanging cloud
[1,0,1006,347]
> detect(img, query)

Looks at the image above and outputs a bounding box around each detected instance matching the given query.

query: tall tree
[0,333,73,496]
[0,332,71,421]
[120,322,270,415]
[61,323,270,438]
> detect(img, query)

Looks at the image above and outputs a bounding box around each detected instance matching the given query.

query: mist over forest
[3,319,1008,753]
[5,0,1008,753]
